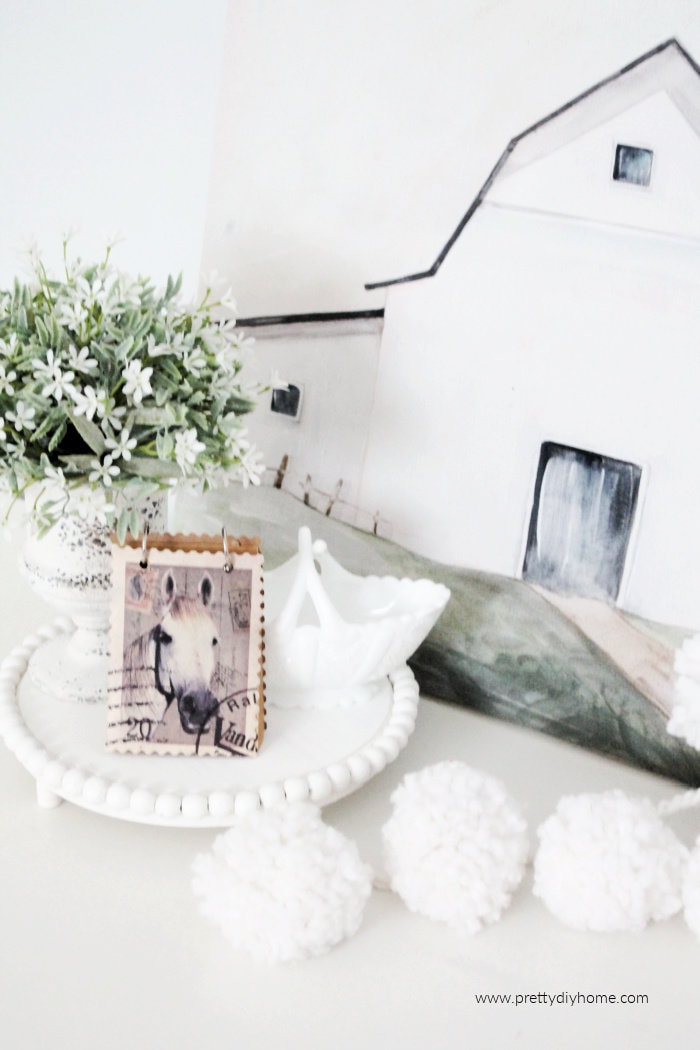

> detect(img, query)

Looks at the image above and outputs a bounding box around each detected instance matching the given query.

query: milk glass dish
[265,527,450,707]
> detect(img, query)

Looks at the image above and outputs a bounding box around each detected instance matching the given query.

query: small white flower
[217,286,237,313]
[118,278,144,308]
[95,390,126,432]
[196,460,220,487]
[0,417,6,442]
[32,348,60,379]
[146,334,172,358]
[183,345,207,375]
[122,359,153,405]
[89,278,106,307]
[8,401,36,432]
[38,463,67,507]
[43,462,66,487]
[0,333,19,357]
[104,230,124,250]
[73,276,91,300]
[222,429,263,485]
[201,270,237,315]
[67,485,115,524]
[270,369,289,391]
[41,363,76,403]
[235,443,264,487]
[174,428,206,473]
[3,438,26,459]
[56,299,88,331]
[66,344,98,373]
[104,427,137,462]
[0,362,16,396]
[88,454,120,488]
[230,331,254,354]
[33,349,79,400]
[212,343,241,375]
[78,275,113,312]
[167,332,186,357]
[71,384,100,420]
[211,331,253,375]
[158,298,183,324]
[0,478,29,538]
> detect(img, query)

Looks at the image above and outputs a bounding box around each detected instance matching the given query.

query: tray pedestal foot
[36,782,63,809]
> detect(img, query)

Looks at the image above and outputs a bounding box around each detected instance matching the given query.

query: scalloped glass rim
[265,531,451,696]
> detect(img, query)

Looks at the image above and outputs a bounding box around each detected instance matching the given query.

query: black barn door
[522,442,641,602]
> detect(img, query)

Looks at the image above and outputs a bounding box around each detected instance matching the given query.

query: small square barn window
[270,383,303,420]
[613,144,653,187]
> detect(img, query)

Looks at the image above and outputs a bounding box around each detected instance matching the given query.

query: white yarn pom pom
[667,674,700,749]
[682,840,700,938]
[382,761,529,934]
[192,803,373,964]
[668,635,700,748]
[533,790,687,932]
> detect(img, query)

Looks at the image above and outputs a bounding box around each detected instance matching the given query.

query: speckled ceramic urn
[21,494,167,703]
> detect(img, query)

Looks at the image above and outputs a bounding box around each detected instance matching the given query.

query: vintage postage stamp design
[107,535,264,757]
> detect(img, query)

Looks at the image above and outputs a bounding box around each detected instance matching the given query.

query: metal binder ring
[140,524,150,569]
[222,526,232,573]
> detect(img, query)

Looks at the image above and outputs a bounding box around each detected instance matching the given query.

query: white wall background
[0,0,227,294]
[201,0,700,316]
[4,1,700,309]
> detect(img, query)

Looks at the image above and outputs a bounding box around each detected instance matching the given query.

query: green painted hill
[174,485,700,786]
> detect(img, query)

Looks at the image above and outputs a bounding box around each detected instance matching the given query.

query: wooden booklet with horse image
[107,532,265,757]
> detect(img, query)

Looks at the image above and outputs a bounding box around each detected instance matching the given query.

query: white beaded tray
[0,621,420,827]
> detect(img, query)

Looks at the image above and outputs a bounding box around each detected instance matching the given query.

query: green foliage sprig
[0,241,262,539]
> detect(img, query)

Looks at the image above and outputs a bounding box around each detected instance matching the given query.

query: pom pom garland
[533,790,688,932]
[192,803,373,964]
[190,770,700,957]
[381,761,529,934]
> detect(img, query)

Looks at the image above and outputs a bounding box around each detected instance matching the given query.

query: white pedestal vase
[20,495,168,703]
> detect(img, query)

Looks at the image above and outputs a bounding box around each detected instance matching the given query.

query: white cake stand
[0,620,420,827]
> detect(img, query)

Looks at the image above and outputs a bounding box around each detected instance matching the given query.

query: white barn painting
[241,38,700,633]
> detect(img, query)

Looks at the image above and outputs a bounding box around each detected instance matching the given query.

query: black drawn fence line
[262,456,393,539]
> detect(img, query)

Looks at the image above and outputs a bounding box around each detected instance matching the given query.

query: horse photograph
[107,548,264,757]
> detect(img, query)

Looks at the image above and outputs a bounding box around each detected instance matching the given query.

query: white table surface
[1,535,699,1050]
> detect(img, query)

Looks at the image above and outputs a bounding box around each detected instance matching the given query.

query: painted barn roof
[365,38,700,290]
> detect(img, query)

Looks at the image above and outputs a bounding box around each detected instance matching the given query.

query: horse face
[157,572,220,734]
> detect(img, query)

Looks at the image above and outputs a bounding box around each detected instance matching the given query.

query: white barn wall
[357,204,700,630]
[240,321,382,511]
